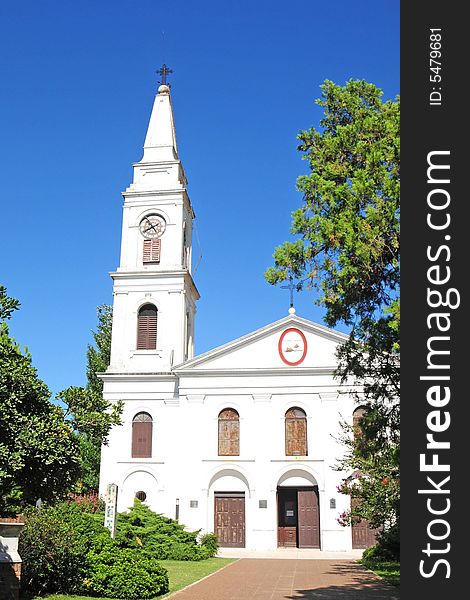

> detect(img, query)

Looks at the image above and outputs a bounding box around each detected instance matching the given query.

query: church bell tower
[107,73,199,374]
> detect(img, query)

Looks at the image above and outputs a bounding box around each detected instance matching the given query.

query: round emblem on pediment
[278,328,307,366]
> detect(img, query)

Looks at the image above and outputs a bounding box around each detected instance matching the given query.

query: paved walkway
[168,558,399,599]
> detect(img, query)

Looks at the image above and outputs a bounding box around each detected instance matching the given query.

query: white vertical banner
[104,483,118,538]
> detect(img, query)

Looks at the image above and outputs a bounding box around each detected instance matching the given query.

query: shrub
[19,501,170,599]
[19,498,212,599]
[362,525,400,562]
[68,492,105,513]
[200,532,219,557]
[19,502,104,596]
[84,535,168,599]
[166,542,211,561]
[115,500,213,561]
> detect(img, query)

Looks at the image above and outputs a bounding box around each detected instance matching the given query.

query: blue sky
[0,0,399,398]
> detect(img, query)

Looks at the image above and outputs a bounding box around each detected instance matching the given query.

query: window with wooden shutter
[143,239,161,264]
[132,412,153,458]
[137,304,157,350]
[285,407,307,456]
[218,408,240,456]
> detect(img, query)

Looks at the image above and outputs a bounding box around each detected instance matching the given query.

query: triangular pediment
[173,314,349,373]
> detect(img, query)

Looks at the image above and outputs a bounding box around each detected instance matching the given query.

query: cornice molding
[99,372,176,382]
[110,270,200,299]
[173,366,339,377]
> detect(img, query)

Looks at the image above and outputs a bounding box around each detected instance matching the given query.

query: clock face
[278,328,308,366]
[140,215,166,239]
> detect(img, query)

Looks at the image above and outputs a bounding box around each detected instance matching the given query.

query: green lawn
[29,558,236,600]
[158,559,235,598]
[361,559,400,587]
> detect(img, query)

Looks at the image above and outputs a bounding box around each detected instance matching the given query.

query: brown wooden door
[352,519,378,548]
[277,489,297,547]
[298,489,320,548]
[214,495,245,548]
[351,498,379,549]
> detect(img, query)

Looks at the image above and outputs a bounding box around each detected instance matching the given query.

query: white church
[99,73,374,552]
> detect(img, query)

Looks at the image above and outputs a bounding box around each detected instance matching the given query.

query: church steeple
[127,72,186,195]
[141,84,178,163]
[107,73,199,374]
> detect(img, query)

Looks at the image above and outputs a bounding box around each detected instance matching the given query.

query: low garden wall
[0,517,24,600]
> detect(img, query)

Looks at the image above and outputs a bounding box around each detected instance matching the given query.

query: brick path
[169,559,399,599]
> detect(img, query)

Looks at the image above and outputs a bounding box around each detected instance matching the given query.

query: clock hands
[142,217,164,237]
[144,221,159,233]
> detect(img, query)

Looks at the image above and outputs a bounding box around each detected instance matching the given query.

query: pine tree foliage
[265,80,400,531]
[57,304,122,493]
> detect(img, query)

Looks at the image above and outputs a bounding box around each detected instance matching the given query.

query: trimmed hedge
[84,534,168,599]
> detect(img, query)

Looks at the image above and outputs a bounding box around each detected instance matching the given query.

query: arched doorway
[208,469,249,548]
[277,470,320,549]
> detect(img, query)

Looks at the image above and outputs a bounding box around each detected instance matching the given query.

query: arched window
[132,412,153,458]
[353,406,367,439]
[218,408,240,456]
[137,304,157,349]
[285,407,307,456]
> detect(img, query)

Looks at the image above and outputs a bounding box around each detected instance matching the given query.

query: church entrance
[351,498,379,549]
[277,487,320,548]
[214,492,245,548]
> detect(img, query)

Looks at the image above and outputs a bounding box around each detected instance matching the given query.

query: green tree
[0,286,80,514]
[57,305,122,493]
[86,304,113,395]
[265,80,400,532]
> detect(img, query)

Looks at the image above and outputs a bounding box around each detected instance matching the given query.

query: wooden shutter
[137,304,157,349]
[132,412,153,458]
[143,239,161,264]
[218,409,240,456]
[285,407,307,456]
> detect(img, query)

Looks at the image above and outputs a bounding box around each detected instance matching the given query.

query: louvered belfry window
[285,407,308,456]
[132,412,153,458]
[218,408,240,456]
[143,239,161,264]
[137,304,157,350]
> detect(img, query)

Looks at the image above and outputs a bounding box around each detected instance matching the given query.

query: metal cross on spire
[157,63,173,85]
[280,276,302,309]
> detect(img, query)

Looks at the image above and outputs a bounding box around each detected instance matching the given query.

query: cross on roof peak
[157,63,173,86]
[280,276,303,310]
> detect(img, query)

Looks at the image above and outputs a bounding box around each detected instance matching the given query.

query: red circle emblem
[278,328,308,366]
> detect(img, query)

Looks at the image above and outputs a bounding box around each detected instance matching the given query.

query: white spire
[140,84,178,163]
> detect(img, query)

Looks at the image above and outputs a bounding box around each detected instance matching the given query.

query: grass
[29,557,236,600]
[361,558,400,587]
